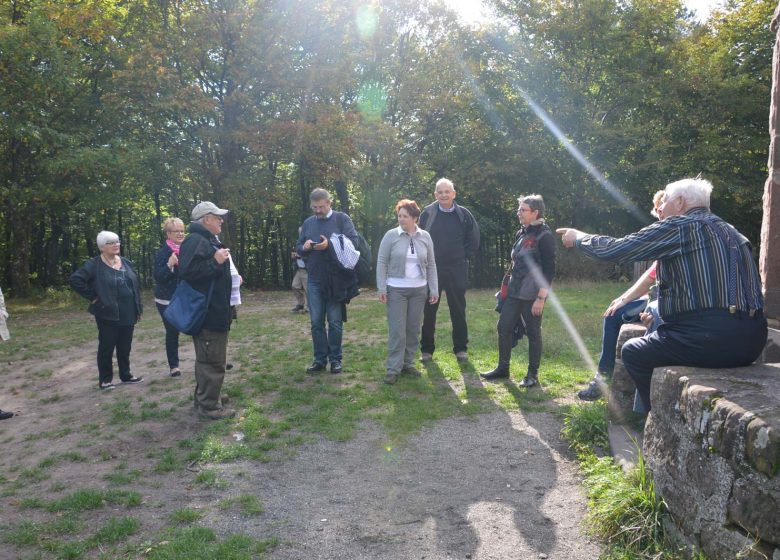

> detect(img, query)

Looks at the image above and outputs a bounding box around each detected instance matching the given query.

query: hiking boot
[480,367,509,381]
[0,410,14,420]
[401,365,421,377]
[420,353,433,362]
[330,361,343,374]
[578,380,603,401]
[519,375,538,388]
[384,372,398,384]
[291,304,304,313]
[455,351,468,362]
[198,406,236,420]
[170,368,182,377]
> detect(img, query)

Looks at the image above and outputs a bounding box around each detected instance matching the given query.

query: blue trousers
[621,309,767,412]
[308,279,343,365]
[598,298,647,375]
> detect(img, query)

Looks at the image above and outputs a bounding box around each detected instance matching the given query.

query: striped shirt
[575,207,763,319]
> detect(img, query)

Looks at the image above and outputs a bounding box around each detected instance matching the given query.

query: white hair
[664,178,712,210]
[435,177,454,191]
[96,231,119,249]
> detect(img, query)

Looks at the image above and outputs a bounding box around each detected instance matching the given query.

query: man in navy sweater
[418,178,480,362]
[296,188,358,374]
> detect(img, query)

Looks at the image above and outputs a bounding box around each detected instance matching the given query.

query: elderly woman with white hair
[70,231,144,390]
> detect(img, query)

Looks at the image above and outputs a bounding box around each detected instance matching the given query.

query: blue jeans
[308,279,344,365]
[598,298,647,375]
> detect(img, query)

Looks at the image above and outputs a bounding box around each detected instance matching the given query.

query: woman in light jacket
[70,231,144,390]
[376,199,438,385]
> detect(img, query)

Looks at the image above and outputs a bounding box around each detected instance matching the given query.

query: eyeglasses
[517,208,533,214]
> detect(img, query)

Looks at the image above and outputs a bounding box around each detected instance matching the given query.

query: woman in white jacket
[0,287,13,419]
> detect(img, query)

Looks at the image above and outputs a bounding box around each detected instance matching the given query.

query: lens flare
[356,5,378,40]
[357,81,386,121]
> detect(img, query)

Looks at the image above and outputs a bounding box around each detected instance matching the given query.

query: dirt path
[0,292,601,559]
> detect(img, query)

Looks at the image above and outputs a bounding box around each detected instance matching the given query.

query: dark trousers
[156,302,180,370]
[622,310,768,412]
[192,329,228,412]
[421,264,468,355]
[496,297,543,376]
[96,318,135,384]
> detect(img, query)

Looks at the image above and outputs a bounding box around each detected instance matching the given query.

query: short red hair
[395,199,421,219]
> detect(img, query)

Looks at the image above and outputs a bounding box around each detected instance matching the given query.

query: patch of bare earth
[0,291,601,559]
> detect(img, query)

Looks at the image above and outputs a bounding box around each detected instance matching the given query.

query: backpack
[335,212,373,285]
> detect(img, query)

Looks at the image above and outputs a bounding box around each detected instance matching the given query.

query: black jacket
[69,256,143,322]
[419,201,480,259]
[178,222,232,333]
[508,223,556,300]
[153,243,179,301]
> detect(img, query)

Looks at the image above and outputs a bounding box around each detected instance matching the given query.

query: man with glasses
[557,178,767,412]
[296,188,359,374]
[418,178,480,362]
[179,201,235,420]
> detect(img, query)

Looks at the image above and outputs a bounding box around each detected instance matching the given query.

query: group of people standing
[59,174,768,422]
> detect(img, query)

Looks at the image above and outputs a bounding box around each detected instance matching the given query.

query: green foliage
[0,0,771,294]
[145,527,279,560]
[170,508,204,524]
[561,401,610,453]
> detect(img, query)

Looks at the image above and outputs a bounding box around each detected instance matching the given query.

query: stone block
[760,327,780,363]
[700,521,776,560]
[727,477,780,543]
[645,363,780,557]
[615,322,646,360]
[609,360,636,413]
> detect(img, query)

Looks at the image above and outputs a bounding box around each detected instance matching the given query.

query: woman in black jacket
[153,217,185,377]
[70,231,144,390]
[481,195,556,387]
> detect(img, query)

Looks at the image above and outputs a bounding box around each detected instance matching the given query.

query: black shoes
[307,361,342,373]
[121,376,144,384]
[307,361,327,373]
[578,380,603,401]
[226,363,234,370]
[480,367,509,380]
[519,376,538,388]
[291,304,304,313]
[0,410,13,420]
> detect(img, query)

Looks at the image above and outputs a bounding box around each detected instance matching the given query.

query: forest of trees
[0,0,774,295]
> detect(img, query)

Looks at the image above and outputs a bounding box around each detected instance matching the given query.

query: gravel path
[206,411,602,559]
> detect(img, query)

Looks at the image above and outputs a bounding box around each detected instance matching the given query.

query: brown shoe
[420,353,433,362]
[455,351,468,362]
[401,365,421,377]
[198,406,236,420]
[384,372,398,385]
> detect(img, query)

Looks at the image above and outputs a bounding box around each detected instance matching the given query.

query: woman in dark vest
[481,195,556,387]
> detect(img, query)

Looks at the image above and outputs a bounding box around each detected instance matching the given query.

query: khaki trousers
[192,329,228,411]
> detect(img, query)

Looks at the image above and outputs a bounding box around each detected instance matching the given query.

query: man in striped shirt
[557,178,768,412]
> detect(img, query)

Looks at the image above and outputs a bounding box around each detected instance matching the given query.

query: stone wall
[643,364,780,560]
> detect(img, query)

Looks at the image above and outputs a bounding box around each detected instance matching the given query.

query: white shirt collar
[396,225,418,236]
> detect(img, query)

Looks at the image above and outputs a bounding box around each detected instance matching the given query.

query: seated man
[559,177,767,412]
[579,191,665,401]
[578,264,657,400]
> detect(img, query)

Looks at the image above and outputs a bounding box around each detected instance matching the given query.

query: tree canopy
[0,0,774,294]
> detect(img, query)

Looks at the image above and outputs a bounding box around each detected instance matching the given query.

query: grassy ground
[0,281,620,559]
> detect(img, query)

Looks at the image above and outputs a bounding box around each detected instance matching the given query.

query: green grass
[219,494,264,516]
[561,402,707,559]
[2,283,628,559]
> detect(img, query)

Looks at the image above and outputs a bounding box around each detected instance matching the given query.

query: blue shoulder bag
[163,279,215,335]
